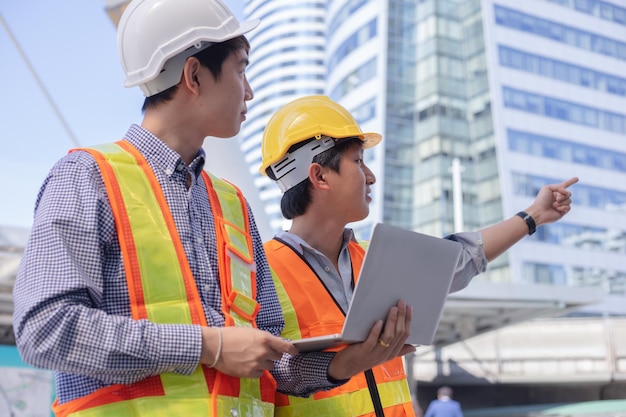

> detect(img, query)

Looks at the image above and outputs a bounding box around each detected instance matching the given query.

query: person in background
[424,386,464,417]
[258,95,578,417]
[11,3,411,417]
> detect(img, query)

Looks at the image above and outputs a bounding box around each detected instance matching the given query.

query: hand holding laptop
[291,223,463,353]
[326,299,416,381]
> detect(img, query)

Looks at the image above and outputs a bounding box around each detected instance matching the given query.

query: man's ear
[181,57,202,95]
[308,163,330,190]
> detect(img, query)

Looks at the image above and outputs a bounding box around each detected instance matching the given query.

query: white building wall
[326,0,390,238]
[482,0,626,310]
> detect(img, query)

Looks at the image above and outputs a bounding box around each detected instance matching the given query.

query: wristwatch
[516,211,536,235]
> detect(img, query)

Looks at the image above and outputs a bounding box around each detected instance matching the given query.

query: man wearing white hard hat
[12,1,389,416]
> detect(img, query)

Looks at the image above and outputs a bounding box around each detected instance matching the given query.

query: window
[503,87,624,133]
[495,5,626,61]
[499,45,626,99]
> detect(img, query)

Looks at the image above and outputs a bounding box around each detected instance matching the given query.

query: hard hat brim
[237,19,261,37]
[360,132,382,149]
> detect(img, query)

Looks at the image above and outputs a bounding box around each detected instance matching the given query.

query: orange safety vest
[52,141,276,417]
[265,238,415,417]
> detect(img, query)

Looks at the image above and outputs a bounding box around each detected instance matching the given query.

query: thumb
[271,335,298,356]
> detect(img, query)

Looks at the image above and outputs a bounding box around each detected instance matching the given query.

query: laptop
[292,223,463,353]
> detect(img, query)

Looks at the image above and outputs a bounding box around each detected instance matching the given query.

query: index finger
[560,177,579,189]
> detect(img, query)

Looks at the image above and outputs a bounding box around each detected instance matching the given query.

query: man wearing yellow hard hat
[260,95,579,417]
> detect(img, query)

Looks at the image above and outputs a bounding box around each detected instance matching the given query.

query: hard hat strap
[269,136,336,193]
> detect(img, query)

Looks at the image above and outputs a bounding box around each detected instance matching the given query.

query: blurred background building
[1,0,625,415]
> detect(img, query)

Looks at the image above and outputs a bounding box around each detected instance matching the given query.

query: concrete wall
[411,317,626,411]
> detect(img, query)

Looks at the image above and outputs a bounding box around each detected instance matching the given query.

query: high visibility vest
[52,141,276,417]
[264,238,415,417]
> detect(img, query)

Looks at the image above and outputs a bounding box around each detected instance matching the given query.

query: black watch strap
[516,211,536,235]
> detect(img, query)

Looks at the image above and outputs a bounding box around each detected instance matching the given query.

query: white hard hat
[117,0,260,97]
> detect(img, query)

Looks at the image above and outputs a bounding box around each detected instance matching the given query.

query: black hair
[267,137,362,220]
[141,35,250,112]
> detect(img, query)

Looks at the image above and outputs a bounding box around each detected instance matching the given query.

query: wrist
[327,352,355,381]
[208,327,222,368]
[516,211,536,235]
[200,326,222,367]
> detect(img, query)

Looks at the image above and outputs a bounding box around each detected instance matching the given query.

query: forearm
[479,214,529,261]
[14,297,202,384]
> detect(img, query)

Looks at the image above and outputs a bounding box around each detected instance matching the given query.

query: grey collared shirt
[275,228,487,313]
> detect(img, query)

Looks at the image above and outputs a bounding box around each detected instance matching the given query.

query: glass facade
[508,129,626,172]
[503,86,626,134]
[409,0,507,284]
[494,5,626,60]
[384,0,418,232]
[540,0,626,26]
[499,45,626,97]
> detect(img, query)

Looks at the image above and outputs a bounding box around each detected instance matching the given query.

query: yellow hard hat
[259,95,382,178]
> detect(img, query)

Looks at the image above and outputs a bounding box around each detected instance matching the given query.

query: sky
[0,0,245,229]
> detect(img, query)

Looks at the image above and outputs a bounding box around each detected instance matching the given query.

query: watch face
[517,211,536,235]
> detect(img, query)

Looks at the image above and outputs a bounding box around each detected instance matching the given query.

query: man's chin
[207,128,241,139]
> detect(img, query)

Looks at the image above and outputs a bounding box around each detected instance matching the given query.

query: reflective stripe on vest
[52,141,275,417]
[265,239,414,417]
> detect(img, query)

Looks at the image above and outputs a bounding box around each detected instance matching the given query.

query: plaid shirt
[13,124,338,405]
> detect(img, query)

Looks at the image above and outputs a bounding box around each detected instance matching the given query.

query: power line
[0,12,81,147]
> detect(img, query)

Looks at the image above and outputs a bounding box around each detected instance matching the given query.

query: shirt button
[176,162,186,172]
[204,284,210,292]
[196,237,203,244]
[477,239,483,245]
[324,266,330,272]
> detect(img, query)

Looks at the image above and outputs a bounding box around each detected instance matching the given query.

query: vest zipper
[365,369,385,417]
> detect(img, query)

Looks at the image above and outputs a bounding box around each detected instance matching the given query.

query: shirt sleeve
[444,232,488,293]
[272,352,347,397]
[12,153,202,385]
